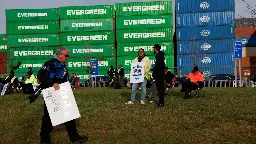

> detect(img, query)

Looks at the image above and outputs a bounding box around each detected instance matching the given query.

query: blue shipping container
[177,53,235,67]
[236,36,256,47]
[176,0,235,14]
[176,11,234,27]
[177,25,235,41]
[177,39,235,55]
[177,66,235,76]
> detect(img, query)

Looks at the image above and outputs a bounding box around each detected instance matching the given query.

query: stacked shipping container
[235,23,256,77]
[176,0,236,76]
[116,1,174,78]
[6,8,60,78]
[59,5,115,81]
[0,34,7,74]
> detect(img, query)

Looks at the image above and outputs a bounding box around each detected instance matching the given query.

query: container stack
[59,5,115,81]
[0,34,8,74]
[6,8,60,78]
[235,23,256,77]
[115,1,174,78]
[176,0,236,77]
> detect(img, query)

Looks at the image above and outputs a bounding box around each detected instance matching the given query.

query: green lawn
[1,87,256,144]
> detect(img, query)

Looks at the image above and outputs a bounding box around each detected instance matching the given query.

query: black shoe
[72,136,88,144]
[184,92,191,99]
[40,138,51,144]
[156,103,164,108]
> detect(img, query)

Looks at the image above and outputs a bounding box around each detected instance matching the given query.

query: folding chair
[191,84,205,98]
[165,78,176,95]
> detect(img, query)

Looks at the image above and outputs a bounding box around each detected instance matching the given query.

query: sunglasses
[61,53,69,58]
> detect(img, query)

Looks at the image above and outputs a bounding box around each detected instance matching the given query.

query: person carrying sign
[152,44,166,108]
[37,47,88,144]
[125,48,151,105]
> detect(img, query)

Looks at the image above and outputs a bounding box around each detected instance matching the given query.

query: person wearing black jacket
[117,65,125,86]
[152,44,166,107]
[37,48,87,144]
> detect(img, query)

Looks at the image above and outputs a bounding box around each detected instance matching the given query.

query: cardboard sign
[42,82,80,126]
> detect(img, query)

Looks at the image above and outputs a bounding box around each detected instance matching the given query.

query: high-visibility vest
[25,74,38,84]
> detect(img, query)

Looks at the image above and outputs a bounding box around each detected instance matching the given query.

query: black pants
[22,83,34,94]
[40,103,80,142]
[156,80,165,104]
[181,80,204,93]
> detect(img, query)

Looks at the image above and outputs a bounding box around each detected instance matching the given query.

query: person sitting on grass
[180,66,204,99]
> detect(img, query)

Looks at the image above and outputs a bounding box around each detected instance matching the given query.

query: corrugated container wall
[116,1,172,16]
[236,36,256,47]
[8,59,48,73]
[7,34,59,47]
[177,39,234,54]
[243,47,256,57]
[0,34,7,52]
[60,19,114,32]
[67,57,116,71]
[177,25,235,41]
[117,56,174,70]
[235,27,256,37]
[240,57,256,67]
[176,11,234,27]
[5,8,59,22]
[117,28,173,43]
[7,21,60,35]
[8,47,59,60]
[178,66,235,76]
[117,42,174,56]
[176,0,235,14]
[116,15,173,30]
[177,53,235,67]
[63,45,115,57]
[60,31,114,45]
[59,5,114,19]
[0,53,7,74]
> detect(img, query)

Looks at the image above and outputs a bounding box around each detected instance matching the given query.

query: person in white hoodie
[126,48,151,105]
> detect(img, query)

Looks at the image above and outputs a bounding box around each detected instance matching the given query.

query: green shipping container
[67,57,116,71]
[60,5,114,19]
[60,31,114,45]
[0,34,7,52]
[8,59,47,73]
[116,15,173,30]
[7,34,59,47]
[116,1,172,16]
[64,44,115,57]
[117,55,174,70]
[117,28,173,43]
[9,47,58,60]
[60,19,114,32]
[117,42,174,56]
[69,70,108,81]
[0,34,7,44]
[6,21,60,35]
[6,8,59,22]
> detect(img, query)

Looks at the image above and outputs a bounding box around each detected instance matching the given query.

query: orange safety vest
[187,71,204,85]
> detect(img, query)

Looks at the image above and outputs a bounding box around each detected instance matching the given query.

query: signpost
[90,59,98,75]
[90,59,98,87]
[234,41,242,87]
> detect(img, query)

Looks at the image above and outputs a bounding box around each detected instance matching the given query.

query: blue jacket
[37,57,69,89]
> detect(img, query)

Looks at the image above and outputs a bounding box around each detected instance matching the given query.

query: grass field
[1,87,256,144]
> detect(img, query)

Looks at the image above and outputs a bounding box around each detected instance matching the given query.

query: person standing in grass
[152,44,166,108]
[125,48,151,105]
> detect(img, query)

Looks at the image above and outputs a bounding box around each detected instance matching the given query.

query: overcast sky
[0,0,255,34]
